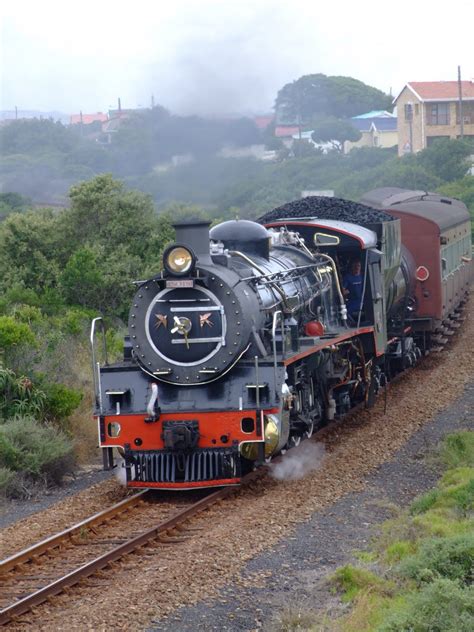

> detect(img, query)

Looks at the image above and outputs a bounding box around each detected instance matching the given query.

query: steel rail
[0,490,150,576]
[0,473,260,626]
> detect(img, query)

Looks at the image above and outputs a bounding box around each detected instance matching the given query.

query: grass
[275,607,321,632]
[439,430,474,468]
[331,566,394,603]
[384,540,415,563]
[353,550,378,564]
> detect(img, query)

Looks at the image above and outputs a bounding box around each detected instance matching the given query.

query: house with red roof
[393,81,474,155]
[253,115,274,131]
[69,112,108,126]
[274,125,300,139]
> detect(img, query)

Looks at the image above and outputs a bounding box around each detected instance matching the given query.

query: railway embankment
[152,384,473,631]
[0,304,472,631]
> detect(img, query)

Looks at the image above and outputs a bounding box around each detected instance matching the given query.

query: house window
[404,103,413,121]
[428,103,450,125]
[456,102,474,125]
[415,104,419,116]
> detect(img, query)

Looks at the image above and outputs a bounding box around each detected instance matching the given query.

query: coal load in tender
[257,196,395,226]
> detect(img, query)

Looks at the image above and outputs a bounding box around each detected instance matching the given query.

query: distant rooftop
[275,125,300,138]
[351,116,397,132]
[352,110,396,119]
[69,112,108,125]
[254,115,274,130]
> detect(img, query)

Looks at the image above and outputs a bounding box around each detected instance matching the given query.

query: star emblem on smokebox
[155,314,167,329]
[199,313,214,328]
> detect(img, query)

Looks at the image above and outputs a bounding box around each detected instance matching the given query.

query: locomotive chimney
[173,220,212,265]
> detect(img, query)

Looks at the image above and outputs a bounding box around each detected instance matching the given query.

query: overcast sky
[1,0,473,116]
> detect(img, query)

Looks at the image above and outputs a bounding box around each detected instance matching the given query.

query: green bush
[0,315,36,350]
[56,308,94,335]
[0,416,74,491]
[41,382,83,423]
[378,578,474,632]
[0,466,15,496]
[9,304,43,325]
[398,534,474,586]
[0,366,47,419]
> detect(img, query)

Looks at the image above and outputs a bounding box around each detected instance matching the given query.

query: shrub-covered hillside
[0,175,181,496]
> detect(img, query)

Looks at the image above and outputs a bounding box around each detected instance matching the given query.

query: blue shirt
[343,273,363,313]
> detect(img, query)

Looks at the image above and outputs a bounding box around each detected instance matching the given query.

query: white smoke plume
[270,441,326,481]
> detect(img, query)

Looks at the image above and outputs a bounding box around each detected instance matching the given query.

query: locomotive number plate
[166,279,194,288]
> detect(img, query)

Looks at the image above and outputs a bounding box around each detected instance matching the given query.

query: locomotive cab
[263,218,392,352]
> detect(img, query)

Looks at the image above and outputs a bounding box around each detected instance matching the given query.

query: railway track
[0,475,260,627]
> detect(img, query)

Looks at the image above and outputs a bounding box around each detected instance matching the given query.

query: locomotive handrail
[272,310,284,395]
[315,252,348,325]
[229,249,288,307]
[239,261,331,282]
[90,317,108,414]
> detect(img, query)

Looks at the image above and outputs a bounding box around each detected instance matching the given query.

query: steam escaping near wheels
[270,442,326,481]
[115,458,127,486]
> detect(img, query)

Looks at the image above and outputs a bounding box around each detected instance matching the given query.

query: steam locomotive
[91,189,472,489]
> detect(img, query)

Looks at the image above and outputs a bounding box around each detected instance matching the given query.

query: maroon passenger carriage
[361,188,472,349]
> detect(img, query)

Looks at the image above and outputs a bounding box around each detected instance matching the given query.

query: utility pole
[80,110,84,137]
[406,102,414,153]
[118,97,122,117]
[297,83,302,141]
[151,94,155,109]
[15,106,18,120]
[458,65,464,139]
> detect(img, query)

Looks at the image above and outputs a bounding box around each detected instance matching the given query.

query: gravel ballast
[2,305,472,631]
[0,465,114,530]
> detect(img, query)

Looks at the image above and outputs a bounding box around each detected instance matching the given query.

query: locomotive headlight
[164,245,195,276]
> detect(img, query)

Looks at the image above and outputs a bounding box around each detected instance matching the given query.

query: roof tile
[407,81,474,101]
[70,112,108,125]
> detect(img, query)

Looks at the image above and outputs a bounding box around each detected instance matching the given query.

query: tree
[311,117,362,152]
[0,208,66,294]
[275,74,392,124]
[0,192,31,220]
[0,118,78,154]
[292,139,321,158]
[59,247,104,309]
[66,173,172,260]
[438,175,474,237]
[346,146,397,170]
[418,139,472,183]
[265,136,284,151]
